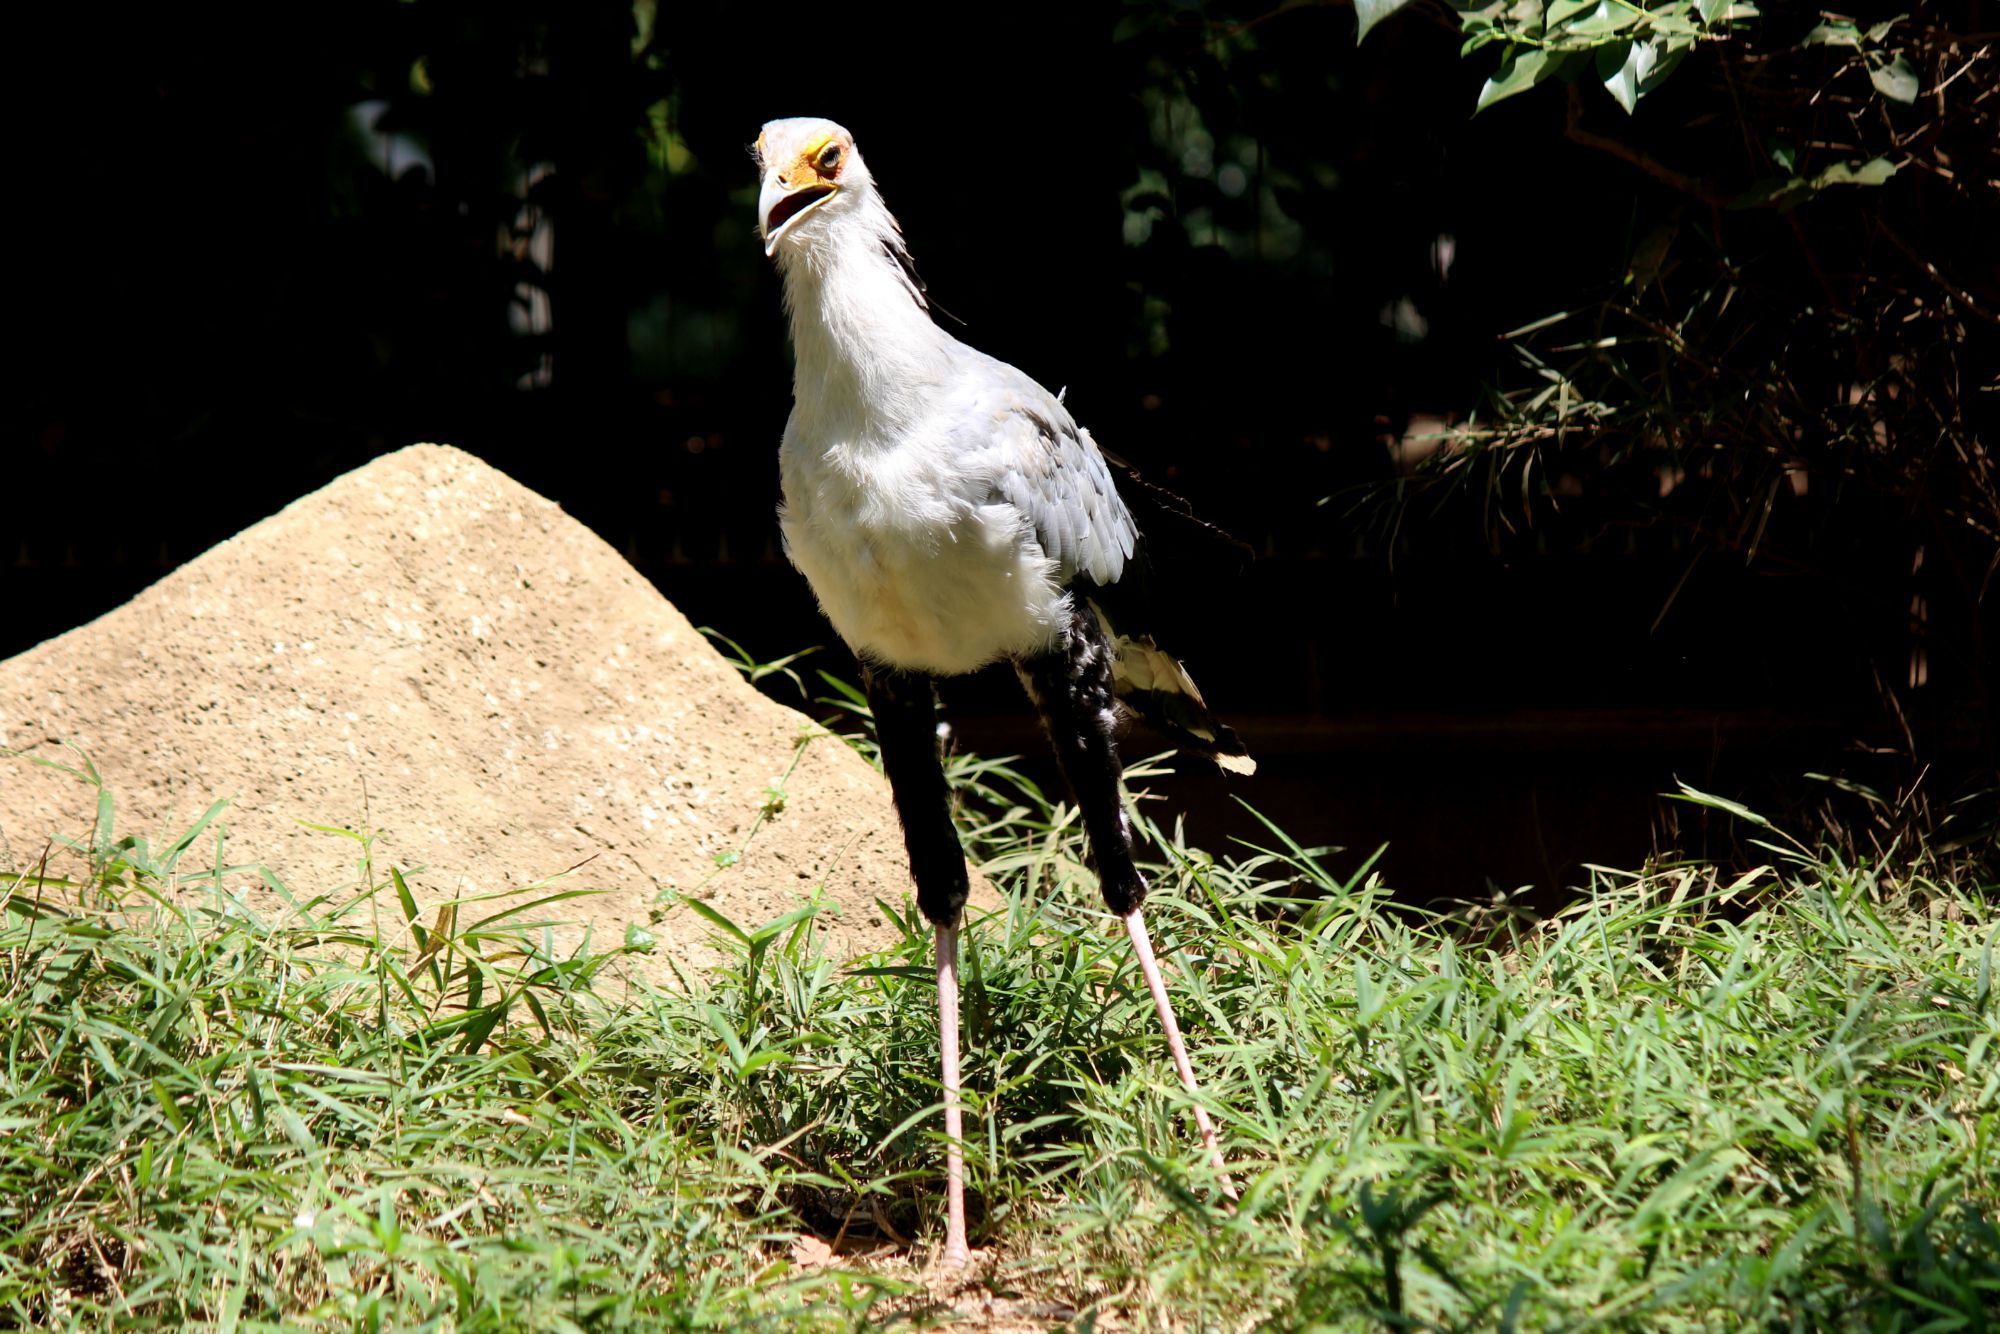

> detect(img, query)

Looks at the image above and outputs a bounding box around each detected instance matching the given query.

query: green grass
[2,734,1995,1331]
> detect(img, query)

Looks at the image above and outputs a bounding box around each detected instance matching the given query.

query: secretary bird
[756,116,1252,1268]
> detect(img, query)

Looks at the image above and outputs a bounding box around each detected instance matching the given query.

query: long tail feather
[1088,601,1255,775]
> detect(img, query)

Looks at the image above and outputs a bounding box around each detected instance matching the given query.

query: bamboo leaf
[1355,0,1421,43]
[1870,54,1918,104]
[1477,48,1553,113]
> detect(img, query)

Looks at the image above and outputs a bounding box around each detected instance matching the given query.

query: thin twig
[1875,221,2000,326]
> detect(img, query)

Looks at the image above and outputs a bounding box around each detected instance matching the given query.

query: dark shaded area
[11,0,1994,899]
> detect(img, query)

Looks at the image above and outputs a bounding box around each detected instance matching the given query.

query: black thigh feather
[861,662,970,928]
[1015,606,1150,916]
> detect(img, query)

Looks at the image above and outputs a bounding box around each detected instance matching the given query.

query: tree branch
[1564,85,1735,208]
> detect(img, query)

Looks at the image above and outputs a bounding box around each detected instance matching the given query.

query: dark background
[12,1,1995,901]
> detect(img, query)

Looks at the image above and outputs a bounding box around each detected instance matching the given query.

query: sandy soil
[0,443,977,983]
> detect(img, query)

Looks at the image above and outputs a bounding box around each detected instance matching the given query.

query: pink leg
[1124,907,1238,1201]
[935,922,970,1269]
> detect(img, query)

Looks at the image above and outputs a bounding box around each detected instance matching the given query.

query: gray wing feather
[986,391,1136,587]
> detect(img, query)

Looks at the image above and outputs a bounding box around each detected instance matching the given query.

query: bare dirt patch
[0,442,966,982]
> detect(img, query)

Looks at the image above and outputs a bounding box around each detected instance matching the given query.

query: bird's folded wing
[980,393,1137,588]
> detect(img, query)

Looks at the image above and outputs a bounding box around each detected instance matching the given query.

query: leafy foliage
[1464,0,1754,114]
[1360,0,1945,134]
[1359,0,1760,113]
[1340,2,1999,789]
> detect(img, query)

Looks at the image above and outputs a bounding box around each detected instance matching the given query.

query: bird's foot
[933,1231,971,1276]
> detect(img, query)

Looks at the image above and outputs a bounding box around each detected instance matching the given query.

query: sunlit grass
[2,722,1994,1330]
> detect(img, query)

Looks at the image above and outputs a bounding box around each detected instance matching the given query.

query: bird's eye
[817,143,843,175]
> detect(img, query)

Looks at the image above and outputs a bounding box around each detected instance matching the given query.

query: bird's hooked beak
[759,133,846,256]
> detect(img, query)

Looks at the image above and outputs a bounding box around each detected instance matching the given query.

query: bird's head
[755,117,870,258]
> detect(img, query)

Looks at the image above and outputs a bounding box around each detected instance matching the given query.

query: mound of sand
[0,443,960,982]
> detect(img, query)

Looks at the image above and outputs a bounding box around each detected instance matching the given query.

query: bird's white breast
[779,420,1070,677]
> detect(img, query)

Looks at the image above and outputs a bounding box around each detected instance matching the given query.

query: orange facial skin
[760,131,847,187]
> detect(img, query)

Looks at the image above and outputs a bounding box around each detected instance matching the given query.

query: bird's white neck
[777,196,954,436]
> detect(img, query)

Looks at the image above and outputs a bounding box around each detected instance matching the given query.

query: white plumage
[760,117,1136,677]
[756,116,1243,1270]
